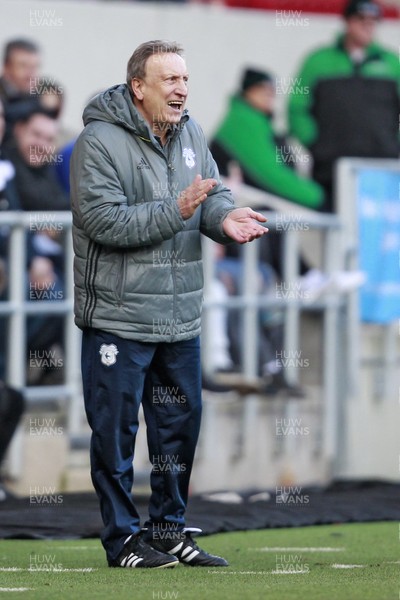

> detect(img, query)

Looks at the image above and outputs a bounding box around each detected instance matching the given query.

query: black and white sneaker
[143,527,229,567]
[108,533,179,569]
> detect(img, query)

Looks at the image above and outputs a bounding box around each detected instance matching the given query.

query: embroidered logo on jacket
[137,157,150,170]
[183,148,196,169]
[99,343,119,366]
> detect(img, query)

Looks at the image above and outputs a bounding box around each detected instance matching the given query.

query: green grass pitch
[0,522,398,599]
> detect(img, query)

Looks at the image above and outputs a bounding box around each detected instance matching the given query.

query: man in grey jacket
[71,40,267,569]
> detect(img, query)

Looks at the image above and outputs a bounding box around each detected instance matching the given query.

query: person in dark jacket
[288,0,400,211]
[0,98,18,213]
[0,381,25,501]
[0,98,25,498]
[2,107,68,386]
[71,40,267,570]
[3,108,69,211]
[0,39,41,143]
[0,39,40,108]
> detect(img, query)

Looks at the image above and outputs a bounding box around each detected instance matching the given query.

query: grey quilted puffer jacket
[70,84,235,342]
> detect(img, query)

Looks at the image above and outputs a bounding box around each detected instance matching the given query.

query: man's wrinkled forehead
[143,52,188,79]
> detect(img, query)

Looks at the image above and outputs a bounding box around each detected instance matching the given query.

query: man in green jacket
[288,0,400,211]
[210,68,324,209]
[71,40,267,570]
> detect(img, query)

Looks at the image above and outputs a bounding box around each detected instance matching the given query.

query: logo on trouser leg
[99,343,119,366]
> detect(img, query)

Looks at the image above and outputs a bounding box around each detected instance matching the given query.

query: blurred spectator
[28,227,66,282]
[0,98,18,212]
[210,67,324,208]
[0,257,7,382]
[0,38,40,107]
[210,67,324,279]
[5,76,65,135]
[0,98,15,383]
[55,138,75,195]
[2,108,69,211]
[288,0,400,212]
[213,243,304,397]
[209,67,315,395]
[0,381,24,501]
[0,36,67,146]
[1,103,68,386]
[0,96,26,482]
[0,39,41,141]
[34,77,75,149]
[34,77,64,119]
[205,277,233,372]
[27,256,64,386]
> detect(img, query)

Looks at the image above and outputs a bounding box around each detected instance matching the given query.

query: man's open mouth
[167,101,183,111]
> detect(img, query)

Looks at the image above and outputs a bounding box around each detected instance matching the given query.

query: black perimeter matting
[0,480,399,539]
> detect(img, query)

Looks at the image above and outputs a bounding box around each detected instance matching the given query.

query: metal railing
[334,159,400,478]
[0,211,82,476]
[0,186,366,482]
[1,197,346,479]
[202,184,345,472]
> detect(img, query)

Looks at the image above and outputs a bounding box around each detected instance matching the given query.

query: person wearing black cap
[288,0,400,212]
[210,67,324,209]
[344,0,381,19]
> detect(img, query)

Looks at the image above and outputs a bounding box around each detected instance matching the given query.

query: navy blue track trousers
[81,328,202,562]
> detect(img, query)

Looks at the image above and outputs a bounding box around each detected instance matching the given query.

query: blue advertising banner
[357,169,400,323]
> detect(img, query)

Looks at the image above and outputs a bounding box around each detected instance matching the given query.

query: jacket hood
[82,83,189,140]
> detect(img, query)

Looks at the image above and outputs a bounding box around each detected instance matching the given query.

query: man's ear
[130,78,144,101]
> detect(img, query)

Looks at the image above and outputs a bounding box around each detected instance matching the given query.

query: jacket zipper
[116,252,127,306]
[167,142,177,341]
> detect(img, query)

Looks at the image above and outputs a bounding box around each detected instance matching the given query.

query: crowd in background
[1,0,399,385]
[0,0,399,497]
[0,39,70,388]
[1,0,399,390]
[0,38,72,499]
